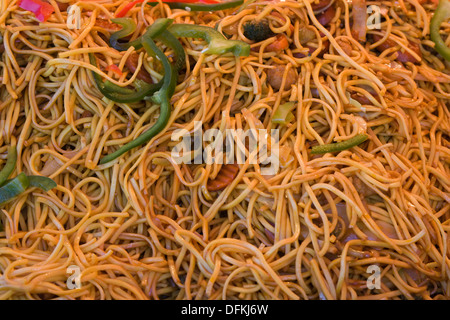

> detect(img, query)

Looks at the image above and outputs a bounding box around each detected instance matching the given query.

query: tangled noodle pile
[0,0,449,300]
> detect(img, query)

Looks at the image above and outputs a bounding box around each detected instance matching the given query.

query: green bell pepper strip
[0,173,29,205]
[109,18,142,51]
[28,176,58,191]
[0,172,57,206]
[156,30,186,73]
[108,18,185,92]
[109,17,173,52]
[90,18,176,103]
[109,18,185,73]
[0,146,17,187]
[90,53,163,103]
[311,134,369,154]
[109,18,249,57]
[99,25,176,164]
[168,24,250,56]
[430,0,450,61]
[147,0,244,11]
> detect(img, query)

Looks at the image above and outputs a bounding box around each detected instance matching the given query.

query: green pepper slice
[109,18,142,51]
[0,146,17,187]
[90,53,163,103]
[430,0,450,61]
[28,176,58,191]
[99,23,177,164]
[0,173,29,205]
[90,18,177,103]
[109,17,173,52]
[168,23,250,56]
[311,134,369,154]
[0,172,57,206]
[148,0,244,11]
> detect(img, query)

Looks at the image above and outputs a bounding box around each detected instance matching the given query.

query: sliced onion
[40,158,62,177]
[375,220,399,240]
[404,268,422,284]
[334,202,349,223]
[39,150,79,176]
[362,220,399,241]
[264,228,275,242]
[279,145,294,168]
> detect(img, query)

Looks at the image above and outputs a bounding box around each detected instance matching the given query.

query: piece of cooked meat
[267,65,298,91]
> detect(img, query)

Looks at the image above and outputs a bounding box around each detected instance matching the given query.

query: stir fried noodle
[0,0,449,300]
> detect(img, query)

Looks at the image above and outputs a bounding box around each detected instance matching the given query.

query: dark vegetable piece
[350,90,380,105]
[243,20,275,42]
[311,134,369,154]
[109,18,186,71]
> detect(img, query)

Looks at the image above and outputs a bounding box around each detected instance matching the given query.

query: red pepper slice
[162,0,219,2]
[206,163,240,191]
[116,0,220,17]
[265,34,289,52]
[116,0,144,18]
[18,0,54,22]
[105,64,123,77]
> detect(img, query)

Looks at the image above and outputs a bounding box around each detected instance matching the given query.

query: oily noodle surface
[0,0,449,300]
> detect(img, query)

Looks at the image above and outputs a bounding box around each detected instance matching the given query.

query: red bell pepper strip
[18,0,55,22]
[265,34,289,52]
[116,0,223,17]
[116,0,145,18]
[105,64,123,77]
